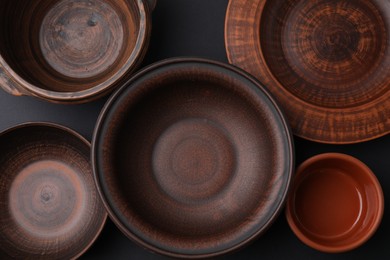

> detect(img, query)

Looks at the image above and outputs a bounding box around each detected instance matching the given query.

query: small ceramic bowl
[286,153,384,253]
[0,123,107,259]
[0,0,152,103]
[92,58,294,258]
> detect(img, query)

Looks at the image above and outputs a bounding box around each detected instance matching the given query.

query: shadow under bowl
[92,58,294,258]
[286,153,384,253]
[0,123,107,259]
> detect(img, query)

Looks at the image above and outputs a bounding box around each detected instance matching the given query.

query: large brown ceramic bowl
[286,153,384,253]
[0,0,152,103]
[225,0,390,143]
[92,58,294,258]
[0,123,107,259]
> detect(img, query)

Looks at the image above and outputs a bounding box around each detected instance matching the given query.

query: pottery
[92,58,294,258]
[225,0,390,143]
[0,0,152,103]
[0,123,107,259]
[286,153,384,253]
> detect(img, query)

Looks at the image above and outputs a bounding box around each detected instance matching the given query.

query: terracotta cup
[286,153,384,253]
[0,0,153,103]
[0,123,107,259]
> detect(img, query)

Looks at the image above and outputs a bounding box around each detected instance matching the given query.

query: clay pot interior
[93,59,294,257]
[225,0,390,143]
[286,153,384,253]
[0,0,146,97]
[0,123,107,259]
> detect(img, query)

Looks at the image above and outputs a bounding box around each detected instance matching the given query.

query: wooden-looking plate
[0,123,107,259]
[225,0,390,143]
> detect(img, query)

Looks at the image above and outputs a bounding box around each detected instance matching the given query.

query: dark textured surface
[0,0,389,259]
[92,59,293,257]
[0,123,107,259]
[225,0,390,143]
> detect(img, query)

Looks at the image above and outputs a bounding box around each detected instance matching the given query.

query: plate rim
[225,0,390,144]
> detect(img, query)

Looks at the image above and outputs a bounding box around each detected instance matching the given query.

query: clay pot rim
[286,153,384,253]
[0,0,151,103]
[0,122,108,259]
[91,57,295,258]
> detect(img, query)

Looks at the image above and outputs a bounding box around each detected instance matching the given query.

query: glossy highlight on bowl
[286,153,384,253]
[92,58,294,258]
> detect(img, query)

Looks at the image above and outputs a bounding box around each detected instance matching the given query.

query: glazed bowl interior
[0,124,107,259]
[93,59,294,257]
[286,153,384,253]
[0,0,142,93]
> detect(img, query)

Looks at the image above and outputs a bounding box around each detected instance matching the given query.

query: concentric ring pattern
[225,0,390,143]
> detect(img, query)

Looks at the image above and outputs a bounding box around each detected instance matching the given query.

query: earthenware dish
[225,0,390,143]
[286,153,384,253]
[0,123,107,259]
[92,58,294,258]
[0,0,152,103]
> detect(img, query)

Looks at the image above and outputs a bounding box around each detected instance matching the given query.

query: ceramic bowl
[0,123,107,259]
[92,58,294,258]
[0,0,152,103]
[225,0,390,143]
[286,153,384,253]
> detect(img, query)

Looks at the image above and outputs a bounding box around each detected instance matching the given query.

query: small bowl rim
[286,152,384,253]
[0,122,108,259]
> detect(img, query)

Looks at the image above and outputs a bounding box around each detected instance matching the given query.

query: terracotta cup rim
[286,152,384,253]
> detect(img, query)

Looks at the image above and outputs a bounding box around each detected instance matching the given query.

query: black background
[0,0,389,259]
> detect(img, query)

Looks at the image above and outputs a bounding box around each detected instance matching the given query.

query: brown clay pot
[0,123,107,259]
[286,153,384,253]
[0,0,153,103]
[225,0,390,144]
[92,58,294,258]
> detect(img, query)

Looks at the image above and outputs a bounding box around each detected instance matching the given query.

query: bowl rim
[91,57,295,258]
[285,152,384,253]
[0,122,108,259]
[0,0,151,103]
[224,0,390,144]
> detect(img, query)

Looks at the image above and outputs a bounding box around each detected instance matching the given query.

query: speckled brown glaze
[286,153,384,253]
[92,58,294,258]
[0,123,107,259]
[0,0,151,103]
[225,0,390,144]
